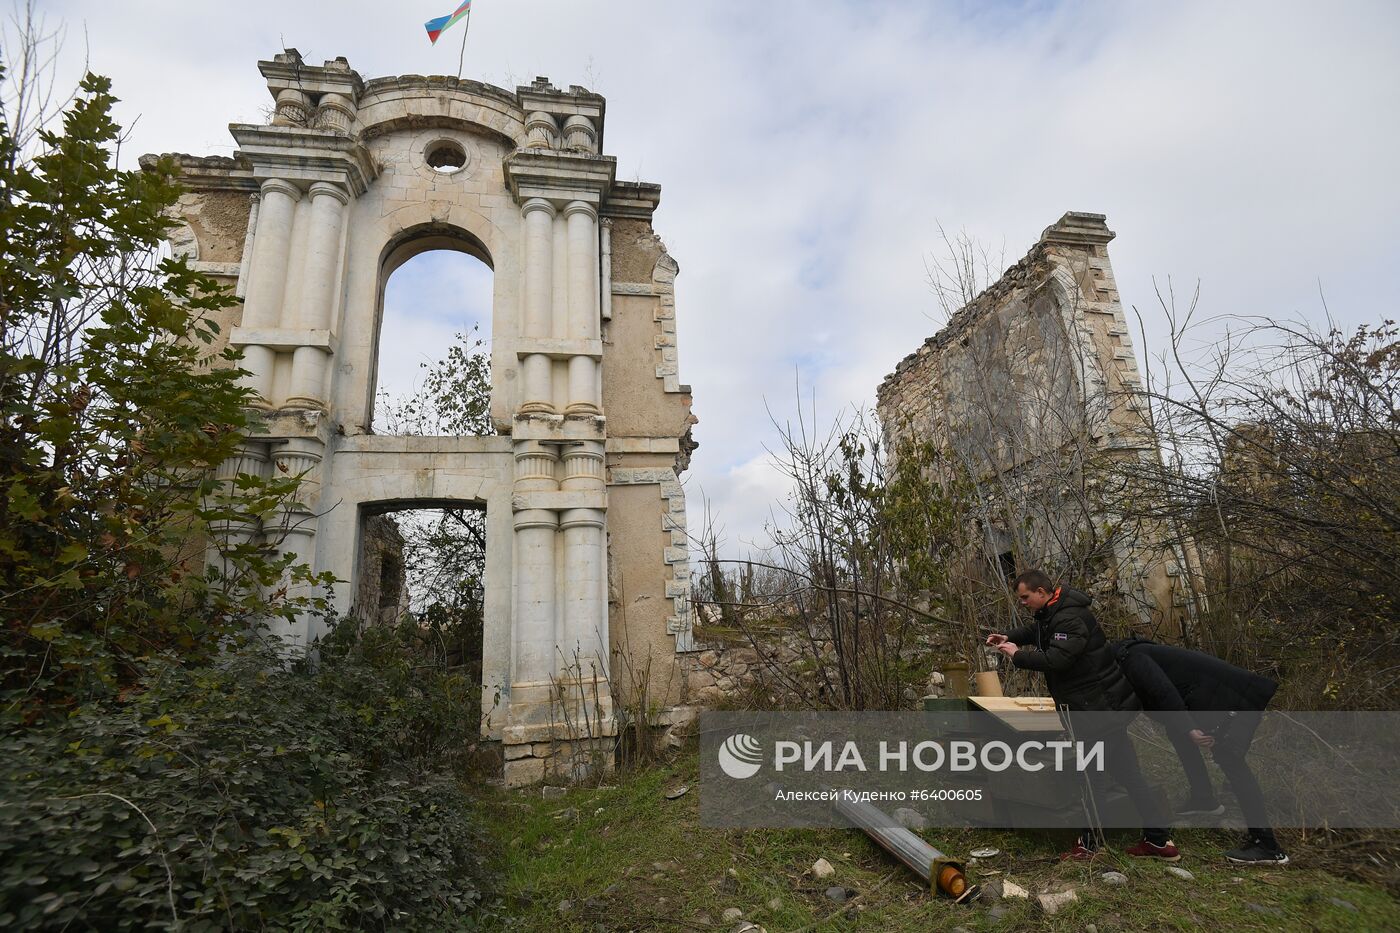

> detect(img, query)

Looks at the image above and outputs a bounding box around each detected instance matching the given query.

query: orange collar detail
[1047,587,1062,607]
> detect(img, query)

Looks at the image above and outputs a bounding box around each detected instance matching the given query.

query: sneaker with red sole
[1126,839,1181,862]
[1058,840,1102,862]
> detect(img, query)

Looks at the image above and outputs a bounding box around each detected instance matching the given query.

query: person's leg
[1165,727,1218,808]
[1102,727,1173,847]
[1213,746,1284,855]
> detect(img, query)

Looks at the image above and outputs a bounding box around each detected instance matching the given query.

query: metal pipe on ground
[831,793,978,902]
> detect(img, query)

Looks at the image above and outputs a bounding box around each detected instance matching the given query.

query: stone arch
[335,196,516,435]
[370,220,496,435]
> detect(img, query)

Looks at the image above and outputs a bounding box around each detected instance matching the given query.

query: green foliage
[0,65,328,714]
[379,326,492,439]
[0,634,496,931]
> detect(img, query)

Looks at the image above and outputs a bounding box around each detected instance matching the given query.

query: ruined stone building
[876,212,1192,631]
[152,52,700,783]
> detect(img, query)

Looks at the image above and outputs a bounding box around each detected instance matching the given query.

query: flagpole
[456,7,472,82]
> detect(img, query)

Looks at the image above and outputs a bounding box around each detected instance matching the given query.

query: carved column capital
[260,177,302,201]
[307,180,351,206]
[522,196,557,218]
[562,200,597,222]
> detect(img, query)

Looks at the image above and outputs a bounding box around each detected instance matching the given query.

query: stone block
[504,755,547,787]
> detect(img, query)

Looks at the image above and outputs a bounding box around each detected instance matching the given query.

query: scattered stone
[542,785,567,800]
[765,897,782,911]
[1000,880,1029,899]
[1100,871,1128,886]
[721,907,743,923]
[970,846,1001,859]
[824,886,850,904]
[557,899,573,913]
[1037,889,1078,915]
[951,927,973,933]
[733,924,765,933]
[1086,925,1098,933]
[693,912,713,927]
[893,807,930,831]
[1166,866,1194,881]
[665,785,690,800]
[555,807,578,822]
[811,857,836,879]
[1328,897,1359,913]
[1246,903,1284,918]
[987,904,1009,921]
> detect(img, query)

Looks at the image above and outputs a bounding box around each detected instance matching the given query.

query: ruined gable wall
[876,213,1187,632]
[878,213,1149,475]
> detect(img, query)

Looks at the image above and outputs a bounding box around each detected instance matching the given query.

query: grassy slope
[475,749,1398,932]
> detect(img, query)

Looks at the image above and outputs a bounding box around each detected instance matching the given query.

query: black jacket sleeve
[1004,621,1038,646]
[1011,615,1087,673]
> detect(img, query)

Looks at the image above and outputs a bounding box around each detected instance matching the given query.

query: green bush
[0,634,497,931]
[0,64,336,714]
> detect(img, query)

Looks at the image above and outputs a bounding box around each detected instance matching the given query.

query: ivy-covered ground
[477,748,1400,932]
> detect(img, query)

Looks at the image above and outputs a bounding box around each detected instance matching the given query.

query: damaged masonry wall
[876,212,1193,632]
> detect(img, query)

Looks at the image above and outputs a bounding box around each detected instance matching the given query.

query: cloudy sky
[31,0,1400,553]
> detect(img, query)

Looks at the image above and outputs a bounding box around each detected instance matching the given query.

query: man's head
[1012,569,1056,611]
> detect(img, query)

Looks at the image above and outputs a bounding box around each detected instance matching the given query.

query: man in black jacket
[1111,637,1288,865]
[987,570,1179,861]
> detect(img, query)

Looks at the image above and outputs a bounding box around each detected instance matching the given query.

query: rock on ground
[811,857,835,878]
[1038,889,1078,915]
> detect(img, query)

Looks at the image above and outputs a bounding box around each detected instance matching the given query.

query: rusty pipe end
[935,864,971,900]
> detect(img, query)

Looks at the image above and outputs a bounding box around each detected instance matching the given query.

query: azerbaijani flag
[425,1,472,44]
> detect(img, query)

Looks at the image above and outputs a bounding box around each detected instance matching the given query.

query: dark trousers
[1211,713,1278,847]
[1081,726,1172,847]
[1166,726,1217,802]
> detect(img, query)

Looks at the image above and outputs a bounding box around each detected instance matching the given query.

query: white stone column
[287,181,350,408]
[520,198,556,414]
[564,201,601,415]
[267,437,325,649]
[205,442,269,578]
[560,441,606,677]
[239,178,301,406]
[511,443,560,691]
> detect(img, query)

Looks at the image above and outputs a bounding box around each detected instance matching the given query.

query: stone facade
[149,53,698,784]
[354,514,410,626]
[877,212,1192,631]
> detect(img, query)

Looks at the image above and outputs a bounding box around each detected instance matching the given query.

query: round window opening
[425,140,467,173]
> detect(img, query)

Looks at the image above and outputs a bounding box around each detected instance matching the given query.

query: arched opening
[362,234,495,729]
[373,227,494,438]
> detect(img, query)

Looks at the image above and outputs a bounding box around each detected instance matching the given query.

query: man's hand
[1189,729,1215,748]
[985,633,1008,647]
[995,641,1019,658]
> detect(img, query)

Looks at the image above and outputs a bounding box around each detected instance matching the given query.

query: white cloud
[34,0,1400,554]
